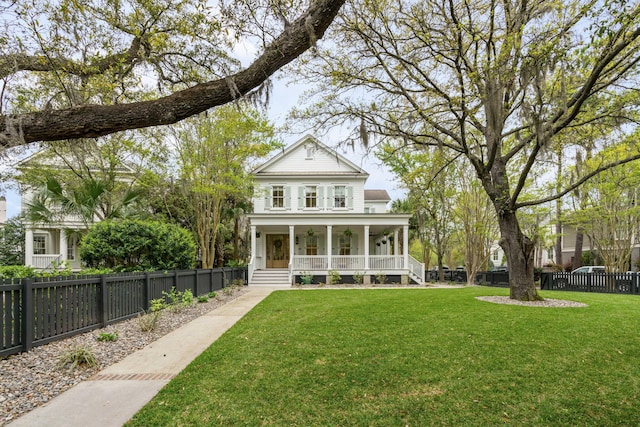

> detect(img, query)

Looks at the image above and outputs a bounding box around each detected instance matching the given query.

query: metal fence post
[144,272,151,311]
[98,274,108,327]
[21,278,34,353]
[193,269,199,297]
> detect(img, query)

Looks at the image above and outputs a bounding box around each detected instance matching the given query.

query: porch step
[249,269,291,287]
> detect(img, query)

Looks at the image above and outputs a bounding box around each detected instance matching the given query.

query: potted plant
[344,228,352,238]
[307,228,315,237]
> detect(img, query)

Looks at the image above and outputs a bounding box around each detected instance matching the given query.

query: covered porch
[25,227,82,271]
[247,213,424,285]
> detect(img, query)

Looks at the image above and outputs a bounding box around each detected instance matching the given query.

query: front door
[266,234,290,268]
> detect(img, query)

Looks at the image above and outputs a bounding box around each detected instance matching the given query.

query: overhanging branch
[0,0,346,147]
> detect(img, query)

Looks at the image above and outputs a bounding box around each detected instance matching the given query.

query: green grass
[127,287,640,426]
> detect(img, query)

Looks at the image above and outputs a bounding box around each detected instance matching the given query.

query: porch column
[25,228,33,267]
[403,225,409,268]
[326,225,332,270]
[364,225,370,270]
[289,225,295,268]
[59,229,68,262]
[394,229,400,268]
[250,225,257,264]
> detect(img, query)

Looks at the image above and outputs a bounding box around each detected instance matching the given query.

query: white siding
[255,179,367,214]
[259,143,361,175]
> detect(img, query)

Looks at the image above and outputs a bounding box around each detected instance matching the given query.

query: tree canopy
[0,0,346,147]
[293,0,640,299]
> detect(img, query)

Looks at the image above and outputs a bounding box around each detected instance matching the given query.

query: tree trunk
[233,214,240,261]
[497,211,541,301]
[572,228,584,270]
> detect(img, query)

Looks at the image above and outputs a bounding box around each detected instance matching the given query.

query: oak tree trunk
[497,210,541,301]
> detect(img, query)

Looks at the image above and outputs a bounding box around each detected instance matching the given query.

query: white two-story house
[247,135,424,285]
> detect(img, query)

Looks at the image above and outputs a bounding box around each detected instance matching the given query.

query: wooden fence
[0,267,247,358]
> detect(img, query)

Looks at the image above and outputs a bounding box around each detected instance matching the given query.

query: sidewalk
[9,287,279,427]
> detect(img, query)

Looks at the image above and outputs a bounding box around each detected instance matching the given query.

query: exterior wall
[364,201,389,213]
[259,141,362,175]
[255,178,367,214]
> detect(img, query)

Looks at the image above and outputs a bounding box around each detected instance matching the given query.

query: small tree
[80,219,196,271]
[0,216,25,266]
[175,105,280,268]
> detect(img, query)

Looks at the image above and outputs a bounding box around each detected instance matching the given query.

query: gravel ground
[476,295,588,307]
[0,286,248,426]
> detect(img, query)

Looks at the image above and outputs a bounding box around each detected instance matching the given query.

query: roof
[364,190,391,202]
[252,134,369,177]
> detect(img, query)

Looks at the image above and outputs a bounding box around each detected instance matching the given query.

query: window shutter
[328,186,334,209]
[285,186,291,209]
[353,233,359,252]
[347,186,354,209]
[318,186,324,209]
[264,187,271,210]
[298,187,304,209]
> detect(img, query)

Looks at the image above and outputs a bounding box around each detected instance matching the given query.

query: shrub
[80,219,196,271]
[56,345,98,370]
[353,272,364,285]
[208,291,217,299]
[150,298,167,312]
[0,265,37,279]
[138,310,161,332]
[197,295,209,303]
[182,289,194,305]
[328,270,341,284]
[96,332,118,342]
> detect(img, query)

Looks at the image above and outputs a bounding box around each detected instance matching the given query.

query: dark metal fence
[540,271,640,294]
[0,267,247,358]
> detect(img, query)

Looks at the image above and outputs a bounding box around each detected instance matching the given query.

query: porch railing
[32,254,63,270]
[370,255,404,270]
[293,256,328,271]
[408,256,425,283]
[331,255,366,270]
[293,255,408,271]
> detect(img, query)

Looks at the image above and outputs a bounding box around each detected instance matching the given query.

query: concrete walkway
[9,287,278,427]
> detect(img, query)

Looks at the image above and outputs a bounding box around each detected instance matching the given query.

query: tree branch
[0,0,346,147]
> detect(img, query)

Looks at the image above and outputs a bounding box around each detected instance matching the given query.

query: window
[306,235,318,255]
[339,235,351,255]
[33,235,46,255]
[67,236,76,261]
[305,143,315,159]
[334,186,346,208]
[272,186,284,208]
[305,186,317,208]
[492,250,499,261]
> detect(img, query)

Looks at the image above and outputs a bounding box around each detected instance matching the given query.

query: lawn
[127,287,640,426]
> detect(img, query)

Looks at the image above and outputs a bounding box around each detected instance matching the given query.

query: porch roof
[248,213,410,232]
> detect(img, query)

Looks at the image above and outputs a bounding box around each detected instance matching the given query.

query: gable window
[339,235,351,255]
[306,235,318,255]
[305,186,317,208]
[334,186,346,208]
[272,186,284,208]
[305,143,315,159]
[492,250,499,261]
[33,235,46,255]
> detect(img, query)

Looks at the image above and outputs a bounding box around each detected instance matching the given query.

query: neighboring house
[247,135,423,285]
[559,224,640,271]
[18,151,136,271]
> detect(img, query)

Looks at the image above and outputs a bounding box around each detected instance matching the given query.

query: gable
[253,135,369,177]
